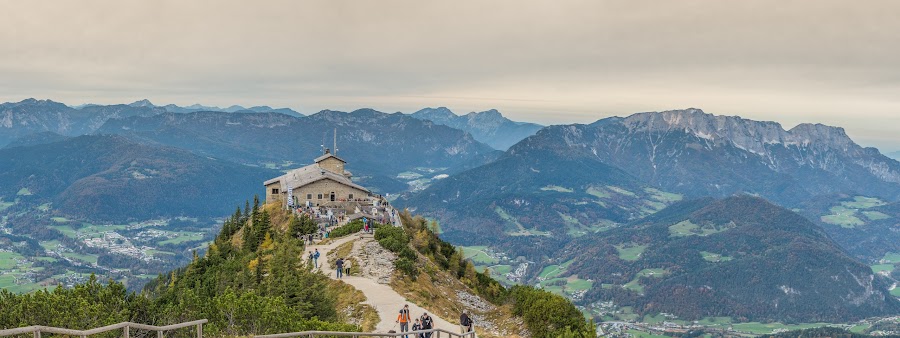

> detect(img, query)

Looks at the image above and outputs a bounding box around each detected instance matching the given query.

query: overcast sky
[2,0,899,151]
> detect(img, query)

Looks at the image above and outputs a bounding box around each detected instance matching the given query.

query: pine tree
[243,200,251,221]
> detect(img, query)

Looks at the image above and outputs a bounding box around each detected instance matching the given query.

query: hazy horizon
[2,0,899,151]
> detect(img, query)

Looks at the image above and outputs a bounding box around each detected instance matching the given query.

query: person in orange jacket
[396,304,411,338]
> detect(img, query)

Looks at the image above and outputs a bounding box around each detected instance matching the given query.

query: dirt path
[310,235,458,333]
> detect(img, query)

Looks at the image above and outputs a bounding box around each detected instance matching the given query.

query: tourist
[344,259,352,276]
[396,304,411,337]
[410,318,423,338]
[460,311,473,335]
[335,258,344,279]
[307,251,314,266]
[421,312,433,338]
[313,249,320,268]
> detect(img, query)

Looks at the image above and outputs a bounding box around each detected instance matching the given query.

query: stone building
[264,149,370,207]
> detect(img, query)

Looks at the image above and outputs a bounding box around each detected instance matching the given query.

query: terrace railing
[0,319,207,338]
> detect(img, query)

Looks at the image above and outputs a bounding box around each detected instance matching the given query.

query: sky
[2,0,899,151]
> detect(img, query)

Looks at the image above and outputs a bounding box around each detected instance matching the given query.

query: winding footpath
[309,235,457,333]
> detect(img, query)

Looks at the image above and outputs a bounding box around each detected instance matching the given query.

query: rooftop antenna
[333,128,337,155]
[322,131,327,155]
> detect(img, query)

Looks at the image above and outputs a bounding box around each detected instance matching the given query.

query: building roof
[314,153,346,164]
[264,163,369,193]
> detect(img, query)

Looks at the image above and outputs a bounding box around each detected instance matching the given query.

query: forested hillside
[0,135,277,222]
[0,199,368,335]
[383,212,596,337]
[566,196,900,322]
[0,198,596,337]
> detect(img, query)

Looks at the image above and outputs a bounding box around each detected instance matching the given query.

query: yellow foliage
[248,258,259,270]
[207,242,219,257]
[261,232,274,251]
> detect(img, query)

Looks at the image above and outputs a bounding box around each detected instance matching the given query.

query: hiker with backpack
[344,259,352,276]
[460,311,474,335]
[420,312,434,338]
[396,304,411,337]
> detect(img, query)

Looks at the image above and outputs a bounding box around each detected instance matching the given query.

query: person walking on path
[460,311,473,335]
[421,312,434,338]
[313,249,321,268]
[344,259,352,276]
[335,258,344,279]
[410,318,423,338]
[396,304,412,337]
[307,251,314,266]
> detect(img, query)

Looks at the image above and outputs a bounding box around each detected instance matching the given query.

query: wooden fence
[0,320,207,338]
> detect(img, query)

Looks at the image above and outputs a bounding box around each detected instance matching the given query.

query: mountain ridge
[96,109,501,194]
[411,107,543,150]
[0,134,278,221]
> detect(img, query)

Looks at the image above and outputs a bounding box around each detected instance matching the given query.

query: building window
[307,194,312,200]
[349,193,354,199]
[317,194,323,200]
[271,188,279,194]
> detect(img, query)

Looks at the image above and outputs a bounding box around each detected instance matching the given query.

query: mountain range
[0,134,277,222]
[96,109,501,194]
[405,108,900,257]
[402,108,900,322]
[2,99,899,325]
[410,107,543,150]
[0,99,302,147]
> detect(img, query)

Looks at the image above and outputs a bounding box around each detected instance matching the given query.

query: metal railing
[255,328,475,338]
[0,320,207,338]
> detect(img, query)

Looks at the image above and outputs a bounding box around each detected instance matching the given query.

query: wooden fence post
[196,323,203,338]
[157,330,163,338]
[124,326,130,338]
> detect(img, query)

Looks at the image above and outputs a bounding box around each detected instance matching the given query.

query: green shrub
[329,220,365,238]
[399,247,417,261]
[395,257,418,280]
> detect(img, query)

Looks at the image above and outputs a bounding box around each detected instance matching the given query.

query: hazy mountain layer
[0,134,277,222]
[97,109,501,194]
[411,107,543,150]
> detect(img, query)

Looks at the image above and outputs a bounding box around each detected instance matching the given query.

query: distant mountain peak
[128,99,155,107]
[16,98,66,106]
[410,107,543,150]
[413,107,457,120]
[467,108,502,117]
[621,108,858,154]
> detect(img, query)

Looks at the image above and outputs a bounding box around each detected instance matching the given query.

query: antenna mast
[333,128,337,155]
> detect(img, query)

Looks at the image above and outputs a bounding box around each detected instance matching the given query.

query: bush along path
[309,234,457,333]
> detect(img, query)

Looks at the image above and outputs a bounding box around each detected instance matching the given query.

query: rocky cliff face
[622,109,859,154]
[0,99,81,145]
[517,108,900,202]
